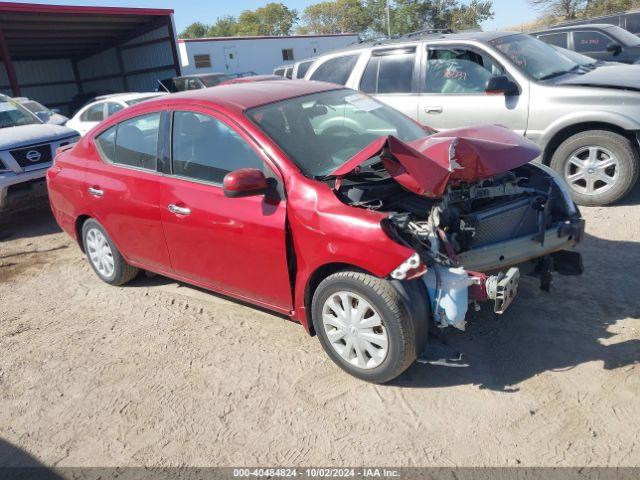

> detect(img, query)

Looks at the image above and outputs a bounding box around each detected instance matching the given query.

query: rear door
[85,111,171,272]
[358,45,419,119]
[157,107,292,312]
[417,43,529,134]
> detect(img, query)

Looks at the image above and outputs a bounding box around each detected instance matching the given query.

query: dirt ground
[0,186,639,469]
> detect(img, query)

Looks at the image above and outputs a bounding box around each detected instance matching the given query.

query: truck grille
[11,144,52,168]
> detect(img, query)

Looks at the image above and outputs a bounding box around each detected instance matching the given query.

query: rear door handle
[168,204,191,216]
[424,106,443,114]
[88,187,104,197]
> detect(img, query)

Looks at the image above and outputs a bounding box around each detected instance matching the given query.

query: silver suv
[0,94,79,210]
[305,31,640,206]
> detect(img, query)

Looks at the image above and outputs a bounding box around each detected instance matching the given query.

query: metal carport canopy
[0,1,180,97]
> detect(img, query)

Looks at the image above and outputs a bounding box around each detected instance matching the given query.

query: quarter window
[95,126,116,163]
[81,103,105,122]
[360,49,416,94]
[574,31,612,52]
[538,32,568,48]
[309,55,359,85]
[425,47,505,94]
[171,111,263,184]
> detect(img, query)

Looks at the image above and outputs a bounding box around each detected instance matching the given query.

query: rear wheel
[311,270,418,383]
[81,219,138,286]
[550,130,639,206]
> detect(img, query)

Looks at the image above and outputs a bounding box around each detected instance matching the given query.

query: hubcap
[85,228,115,278]
[322,291,388,370]
[564,146,619,196]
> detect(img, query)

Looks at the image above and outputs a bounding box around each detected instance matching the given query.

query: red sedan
[47,81,584,383]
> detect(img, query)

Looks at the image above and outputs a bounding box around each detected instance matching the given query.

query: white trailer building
[178,34,359,76]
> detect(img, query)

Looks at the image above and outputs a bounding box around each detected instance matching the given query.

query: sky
[4,0,540,31]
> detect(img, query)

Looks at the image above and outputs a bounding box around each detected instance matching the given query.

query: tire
[81,218,138,286]
[550,130,639,206]
[311,270,418,384]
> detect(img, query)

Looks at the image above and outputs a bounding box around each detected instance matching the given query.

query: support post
[0,28,20,96]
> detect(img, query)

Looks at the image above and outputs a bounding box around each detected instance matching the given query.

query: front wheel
[550,130,639,206]
[311,271,418,383]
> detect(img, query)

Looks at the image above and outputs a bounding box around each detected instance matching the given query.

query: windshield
[551,45,597,65]
[490,34,579,80]
[0,98,39,128]
[606,25,640,46]
[22,100,50,114]
[201,74,232,87]
[125,95,163,106]
[248,89,427,178]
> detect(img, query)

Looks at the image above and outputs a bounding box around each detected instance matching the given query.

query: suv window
[538,32,568,48]
[574,31,612,52]
[425,47,505,94]
[171,111,263,184]
[310,55,359,85]
[296,61,313,78]
[112,113,161,170]
[81,103,105,122]
[360,48,416,94]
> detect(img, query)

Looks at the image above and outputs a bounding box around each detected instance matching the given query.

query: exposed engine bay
[331,160,585,331]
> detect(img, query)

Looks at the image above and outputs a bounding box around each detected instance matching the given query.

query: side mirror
[51,108,61,114]
[606,43,622,56]
[223,168,270,198]
[485,75,519,96]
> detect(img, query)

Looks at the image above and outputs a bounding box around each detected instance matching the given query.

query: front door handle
[168,204,191,216]
[424,106,443,114]
[88,187,104,197]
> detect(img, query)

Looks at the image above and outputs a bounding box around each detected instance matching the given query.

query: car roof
[177,73,229,79]
[94,92,165,102]
[532,23,617,34]
[140,80,341,113]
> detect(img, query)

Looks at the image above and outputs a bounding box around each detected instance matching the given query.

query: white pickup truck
[0,94,79,210]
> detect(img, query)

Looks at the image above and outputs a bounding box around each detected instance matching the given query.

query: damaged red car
[47,81,585,383]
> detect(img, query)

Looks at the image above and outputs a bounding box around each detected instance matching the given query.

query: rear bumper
[457,220,585,272]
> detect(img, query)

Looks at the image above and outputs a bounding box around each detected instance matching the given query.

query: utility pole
[386,0,391,38]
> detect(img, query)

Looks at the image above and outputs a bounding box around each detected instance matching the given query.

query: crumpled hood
[554,64,640,91]
[0,123,77,151]
[331,124,541,198]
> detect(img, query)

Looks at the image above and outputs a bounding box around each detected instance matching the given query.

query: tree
[301,0,371,34]
[207,16,239,37]
[179,22,208,39]
[528,0,586,19]
[237,3,299,36]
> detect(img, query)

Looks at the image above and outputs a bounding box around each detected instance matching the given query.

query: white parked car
[66,92,165,136]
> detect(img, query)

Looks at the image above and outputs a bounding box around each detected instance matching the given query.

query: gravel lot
[0,186,639,468]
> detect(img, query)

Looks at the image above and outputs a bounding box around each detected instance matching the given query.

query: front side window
[309,55,359,85]
[81,103,105,122]
[360,48,416,94]
[574,31,613,53]
[172,111,263,184]
[425,47,504,94]
[538,32,568,48]
[248,89,426,178]
[95,113,161,170]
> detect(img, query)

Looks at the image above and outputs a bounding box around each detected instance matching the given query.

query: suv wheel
[311,270,417,384]
[550,130,639,206]
[81,219,139,286]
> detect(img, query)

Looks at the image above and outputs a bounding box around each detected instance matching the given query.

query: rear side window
[171,111,263,184]
[538,32,568,48]
[107,102,124,117]
[81,103,104,122]
[360,49,416,94]
[296,61,313,78]
[95,113,161,170]
[574,31,611,52]
[310,55,359,85]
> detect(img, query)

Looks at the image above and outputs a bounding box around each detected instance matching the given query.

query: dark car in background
[157,73,234,92]
[532,24,640,63]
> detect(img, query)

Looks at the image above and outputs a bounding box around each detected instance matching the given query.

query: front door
[158,109,292,312]
[418,44,529,135]
[223,46,239,72]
